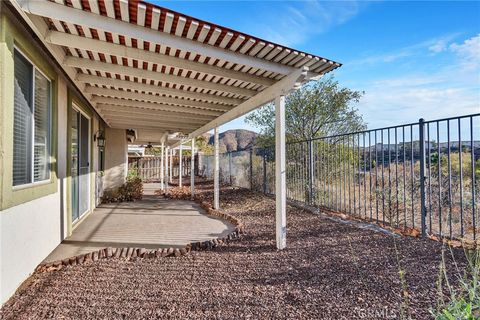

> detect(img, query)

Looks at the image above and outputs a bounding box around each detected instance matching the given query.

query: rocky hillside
[208,129,257,152]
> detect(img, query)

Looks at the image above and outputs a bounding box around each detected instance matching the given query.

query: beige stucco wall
[0,10,58,211]
[91,117,104,206]
[104,128,127,190]
[57,77,68,240]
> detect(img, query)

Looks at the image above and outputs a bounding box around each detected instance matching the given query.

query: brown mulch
[0,181,469,319]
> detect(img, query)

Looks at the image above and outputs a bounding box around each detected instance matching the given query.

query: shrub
[431,248,480,320]
[119,177,143,201]
[102,177,143,203]
[127,168,140,180]
[102,188,120,203]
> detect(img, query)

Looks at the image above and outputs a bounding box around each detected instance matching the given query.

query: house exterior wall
[0,10,61,304]
[0,191,61,304]
[104,128,128,190]
[0,6,109,305]
[0,8,58,211]
[57,77,69,240]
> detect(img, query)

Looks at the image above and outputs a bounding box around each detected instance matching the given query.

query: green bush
[127,168,140,180]
[102,177,143,203]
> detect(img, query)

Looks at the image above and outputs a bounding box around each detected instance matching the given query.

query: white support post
[179,142,183,187]
[214,127,220,210]
[191,138,195,200]
[165,146,169,190]
[275,95,287,250]
[169,148,173,183]
[160,142,165,191]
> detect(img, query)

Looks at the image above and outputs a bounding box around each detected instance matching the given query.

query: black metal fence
[200,113,479,241]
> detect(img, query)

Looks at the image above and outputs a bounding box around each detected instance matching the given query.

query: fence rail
[200,113,480,241]
[128,155,193,182]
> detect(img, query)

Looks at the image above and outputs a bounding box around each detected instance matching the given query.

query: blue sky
[157,1,480,132]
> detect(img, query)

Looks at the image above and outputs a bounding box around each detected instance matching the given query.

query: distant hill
[208,129,257,152]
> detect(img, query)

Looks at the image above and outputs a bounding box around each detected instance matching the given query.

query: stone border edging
[163,189,244,251]
[36,247,189,273]
[35,189,243,273]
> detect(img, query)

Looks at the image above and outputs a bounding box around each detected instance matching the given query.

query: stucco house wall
[103,128,128,190]
[0,5,112,304]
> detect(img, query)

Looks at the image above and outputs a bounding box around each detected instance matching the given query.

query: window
[13,48,51,186]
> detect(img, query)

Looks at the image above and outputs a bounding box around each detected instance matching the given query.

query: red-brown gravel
[0,182,468,319]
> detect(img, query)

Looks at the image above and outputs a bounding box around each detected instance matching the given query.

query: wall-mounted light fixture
[145,143,153,151]
[126,129,137,143]
[94,130,106,147]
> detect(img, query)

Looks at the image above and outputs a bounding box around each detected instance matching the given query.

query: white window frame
[12,46,52,190]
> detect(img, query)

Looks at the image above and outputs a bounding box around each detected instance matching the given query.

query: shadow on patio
[43,183,234,263]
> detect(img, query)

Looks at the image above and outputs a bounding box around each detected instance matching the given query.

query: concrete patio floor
[43,183,233,263]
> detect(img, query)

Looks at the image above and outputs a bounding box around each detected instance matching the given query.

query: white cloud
[428,39,449,53]
[360,85,479,127]
[250,1,364,47]
[353,34,480,128]
[449,34,480,71]
[350,33,462,67]
[349,51,413,66]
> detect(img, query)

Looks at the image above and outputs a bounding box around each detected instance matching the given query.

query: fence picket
[128,113,478,242]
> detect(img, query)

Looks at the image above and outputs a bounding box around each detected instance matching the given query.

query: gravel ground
[1,182,468,319]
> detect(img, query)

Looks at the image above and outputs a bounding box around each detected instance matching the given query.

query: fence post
[263,150,267,194]
[308,139,315,205]
[249,149,253,190]
[419,118,427,237]
[136,158,140,178]
[228,152,233,185]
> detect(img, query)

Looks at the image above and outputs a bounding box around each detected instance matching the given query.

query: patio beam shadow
[43,184,234,263]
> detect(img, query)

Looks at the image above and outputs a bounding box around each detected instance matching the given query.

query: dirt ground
[0,181,468,319]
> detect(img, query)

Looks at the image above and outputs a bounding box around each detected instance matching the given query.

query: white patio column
[165,146,169,190]
[179,142,183,187]
[275,95,287,250]
[213,127,220,210]
[191,137,195,200]
[160,142,165,191]
[169,148,173,183]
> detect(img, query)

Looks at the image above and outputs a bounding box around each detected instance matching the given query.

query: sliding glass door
[71,107,90,223]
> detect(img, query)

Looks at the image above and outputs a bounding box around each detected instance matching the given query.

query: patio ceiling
[15,0,341,143]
